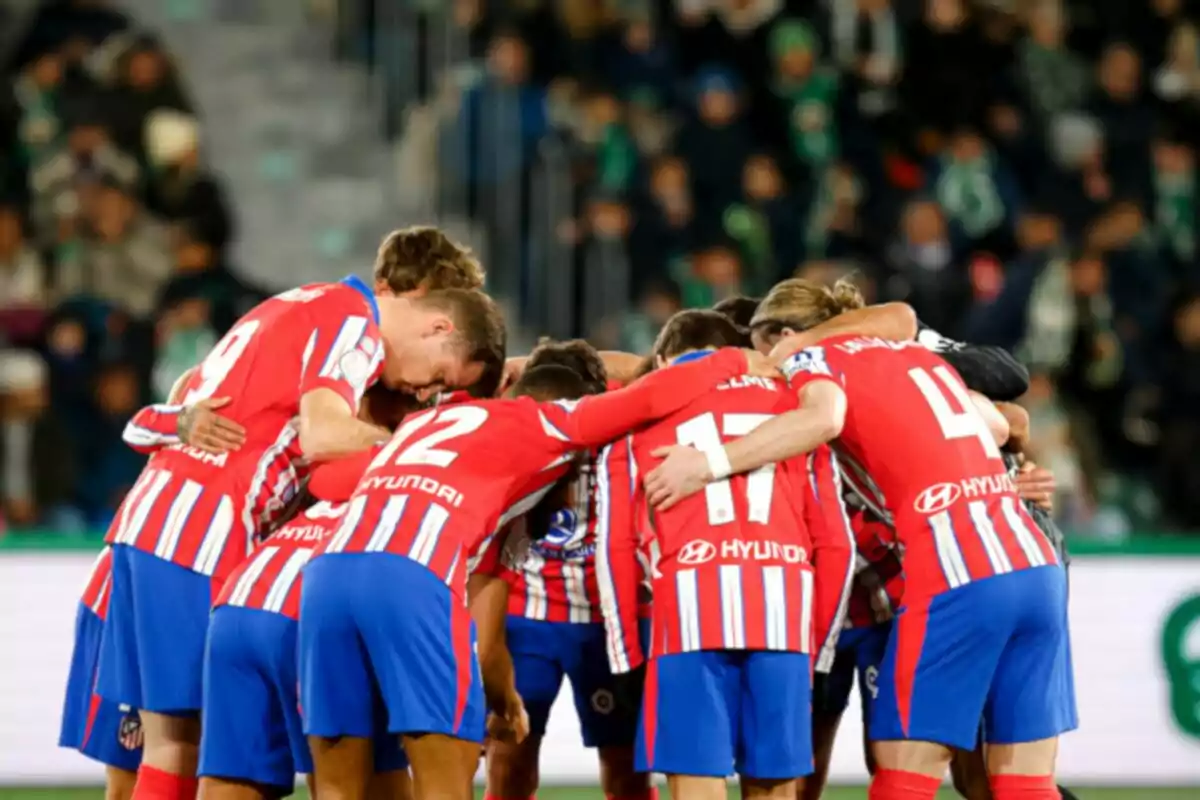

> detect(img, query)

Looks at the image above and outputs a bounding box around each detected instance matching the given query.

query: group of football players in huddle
[58,225,1075,800]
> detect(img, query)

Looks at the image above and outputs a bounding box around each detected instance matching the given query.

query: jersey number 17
[676,412,775,527]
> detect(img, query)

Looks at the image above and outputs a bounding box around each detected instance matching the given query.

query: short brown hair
[652,309,748,363]
[509,365,588,402]
[527,338,608,395]
[419,288,507,384]
[374,226,485,294]
[750,277,865,338]
[711,295,762,331]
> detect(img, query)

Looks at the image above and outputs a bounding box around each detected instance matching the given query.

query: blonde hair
[750,277,865,333]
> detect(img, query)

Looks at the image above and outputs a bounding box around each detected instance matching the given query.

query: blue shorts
[97,545,217,714]
[508,616,647,748]
[813,622,891,720]
[871,565,1077,750]
[300,553,486,743]
[200,606,407,791]
[638,650,813,779]
[58,603,143,772]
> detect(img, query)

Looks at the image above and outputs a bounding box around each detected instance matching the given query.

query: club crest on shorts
[863,666,880,700]
[591,689,614,714]
[118,708,142,751]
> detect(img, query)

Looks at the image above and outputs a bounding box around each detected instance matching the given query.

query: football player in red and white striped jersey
[98,276,503,800]
[483,340,655,800]
[298,348,770,800]
[58,366,205,800]
[646,279,1072,800]
[58,547,143,800]
[596,310,855,800]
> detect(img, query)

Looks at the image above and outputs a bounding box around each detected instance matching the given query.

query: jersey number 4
[677,412,775,526]
[908,366,1002,460]
[369,405,490,470]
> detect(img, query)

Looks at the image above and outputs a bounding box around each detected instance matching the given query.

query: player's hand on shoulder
[177,397,246,453]
[767,334,809,364]
[645,444,711,510]
[1015,460,1056,512]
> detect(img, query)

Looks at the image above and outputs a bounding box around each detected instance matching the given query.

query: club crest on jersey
[338,348,373,390]
[530,508,595,562]
[780,347,831,380]
[677,540,717,565]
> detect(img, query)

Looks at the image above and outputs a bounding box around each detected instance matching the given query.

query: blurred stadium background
[1,0,1199,795]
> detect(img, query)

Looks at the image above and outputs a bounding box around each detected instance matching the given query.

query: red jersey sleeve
[470,523,509,578]
[804,446,856,672]
[595,435,645,673]
[308,446,380,502]
[534,348,749,454]
[779,345,845,392]
[122,404,183,453]
[299,295,383,412]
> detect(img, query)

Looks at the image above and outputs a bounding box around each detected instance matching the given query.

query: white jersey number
[370,405,489,470]
[183,320,261,404]
[908,366,1002,460]
[677,412,775,526]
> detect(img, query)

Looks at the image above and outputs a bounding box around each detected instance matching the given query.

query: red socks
[990,774,1060,800]
[131,767,198,800]
[606,791,658,800]
[868,768,942,800]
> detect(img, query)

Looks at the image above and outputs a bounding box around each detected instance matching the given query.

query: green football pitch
[1,788,1197,800]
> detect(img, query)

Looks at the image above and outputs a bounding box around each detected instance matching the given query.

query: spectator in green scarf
[1151,134,1197,277]
[722,153,802,289]
[930,128,1023,258]
[769,19,839,169]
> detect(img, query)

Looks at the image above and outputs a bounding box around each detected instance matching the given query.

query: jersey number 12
[369,405,490,470]
[676,412,775,526]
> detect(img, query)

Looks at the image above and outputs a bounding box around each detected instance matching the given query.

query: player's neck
[375,296,418,338]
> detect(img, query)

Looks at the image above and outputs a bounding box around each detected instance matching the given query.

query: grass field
[1,788,1197,800]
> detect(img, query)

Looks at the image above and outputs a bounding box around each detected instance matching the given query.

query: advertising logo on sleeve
[780,346,832,381]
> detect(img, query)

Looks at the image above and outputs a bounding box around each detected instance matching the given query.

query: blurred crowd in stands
[1,0,1198,539]
[0,0,264,534]
[342,0,1200,536]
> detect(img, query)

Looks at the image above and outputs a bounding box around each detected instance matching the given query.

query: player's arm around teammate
[123,366,248,455]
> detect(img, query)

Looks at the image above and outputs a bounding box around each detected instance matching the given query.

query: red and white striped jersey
[216,502,346,620]
[111,278,383,580]
[496,457,605,623]
[781,336,1058,601]
[79,547,114,620]
[493,379,648,623]
[310,348,752,604]
[596,366,856,674]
